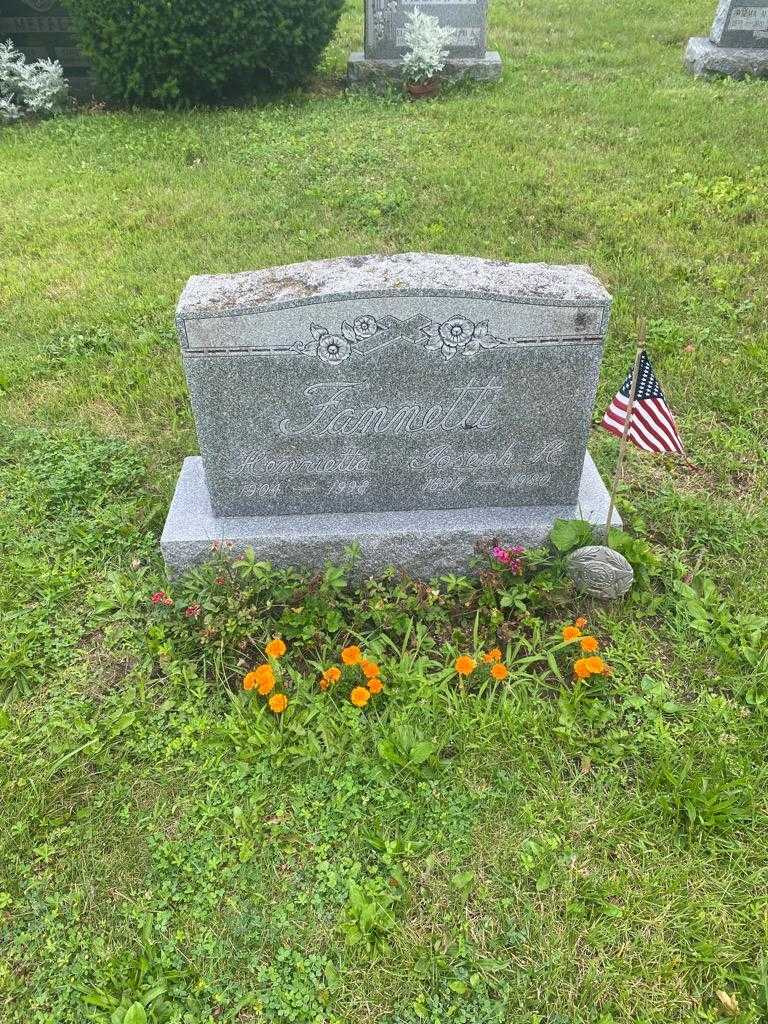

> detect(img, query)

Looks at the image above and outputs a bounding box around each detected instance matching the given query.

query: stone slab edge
[161,453,622,579]
[684,36,768,77]
[176,253,610,327]
[711,0,731,41]
[347,51,502,86]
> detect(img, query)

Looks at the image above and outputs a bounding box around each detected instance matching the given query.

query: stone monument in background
[348,0,502,86]
[685,1,768,78]
[1,0,94,97]
[162,253,619,578]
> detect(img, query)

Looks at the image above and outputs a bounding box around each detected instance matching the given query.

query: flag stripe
[606,401,656,452]
[638,399,683,453]
[634,413,675,453]
[618,397,681,453]
[646,399,684,452]
[611,393,684,454]
[628,424,656,452]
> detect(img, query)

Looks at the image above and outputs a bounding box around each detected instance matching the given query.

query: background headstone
[685,1,768,78]
[2,0,94,98]
[349,0,502,86]
[162,253,620,578]
[366,0,487,59]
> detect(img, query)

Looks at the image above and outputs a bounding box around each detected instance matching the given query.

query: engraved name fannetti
[279,377,502,437]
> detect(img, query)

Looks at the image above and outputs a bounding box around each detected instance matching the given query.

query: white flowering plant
[400,10,456,85]
[0,39,69,124]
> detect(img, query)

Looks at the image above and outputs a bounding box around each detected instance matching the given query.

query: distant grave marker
[2,0,94,96]
[685,0,768,78]
[348,0,502,86]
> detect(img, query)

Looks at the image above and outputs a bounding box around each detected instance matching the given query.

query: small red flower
[185,603,201,619]
[151,591,171,605]
[215,576,226,586]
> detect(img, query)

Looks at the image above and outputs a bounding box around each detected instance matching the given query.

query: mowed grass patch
[1,0,768,1021]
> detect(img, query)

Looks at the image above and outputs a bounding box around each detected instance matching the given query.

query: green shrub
[65,0,345,105]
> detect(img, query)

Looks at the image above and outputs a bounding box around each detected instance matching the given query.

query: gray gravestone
[685,1,768,78]
[161,253,620,578]
[348,0,502,86]
[2,0,95,98]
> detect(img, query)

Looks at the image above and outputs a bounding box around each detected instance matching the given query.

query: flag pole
[605,320,646,539]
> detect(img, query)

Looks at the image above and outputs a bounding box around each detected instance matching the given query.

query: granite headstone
[348,0,502,86]
[2,0,94,97]
[685,1,768,78]
[162,253,620,578]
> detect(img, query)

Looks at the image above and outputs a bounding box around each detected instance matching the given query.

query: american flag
[602,350,684,455]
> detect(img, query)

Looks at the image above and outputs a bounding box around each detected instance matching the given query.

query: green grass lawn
[1,0,768,1021]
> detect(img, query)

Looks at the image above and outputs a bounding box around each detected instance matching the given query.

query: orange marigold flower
[490,663,509,680]
[585,656,606,675]
[483,648,502,663]
[265,637,287,659]
[361,659,380,679]
[575,617,588,629]
[268,693,287,713]
[254,663,276,695]
[322,666,341,684]
[455,655,477,676]
[319,678,330,692]
[368,677,384,694]
[350,686,371,707]
[341,645,363,665]
[580,636,599,653]
[573,658,592,679]
[562,626,582,642]
[243,671,259,691]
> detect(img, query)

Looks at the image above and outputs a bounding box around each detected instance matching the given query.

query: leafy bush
[65,0,345,105]
[0,39,68,123]
[401,10,455,84]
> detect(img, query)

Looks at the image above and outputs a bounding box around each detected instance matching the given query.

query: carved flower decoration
[317,333,351,364]
[439,316,475,346]
[353,314,379,340]
[427,315,497,360]
[304,313,502,363]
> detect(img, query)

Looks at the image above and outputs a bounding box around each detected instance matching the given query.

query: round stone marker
[566,545,634,600]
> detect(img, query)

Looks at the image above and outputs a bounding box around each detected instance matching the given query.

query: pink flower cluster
[491,544,525,574]
[151,590,173,606]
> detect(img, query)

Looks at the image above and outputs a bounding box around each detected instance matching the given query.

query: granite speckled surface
[177,254,609,319]
[165,254,616,578]
[685,35,768,76]
[161,454,621,579]
[348,0,502,84]
[175,254,612,521]
[685,1,768,77]
[710,0,768,47]
[347,51,502,85]
[364,0,488,60]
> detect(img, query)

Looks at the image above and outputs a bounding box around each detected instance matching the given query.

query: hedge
[65,0,346,105]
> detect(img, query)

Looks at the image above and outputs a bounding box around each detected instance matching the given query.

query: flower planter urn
[406,77,440,99]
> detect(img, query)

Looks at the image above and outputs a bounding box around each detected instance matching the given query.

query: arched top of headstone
[177,253,611,326]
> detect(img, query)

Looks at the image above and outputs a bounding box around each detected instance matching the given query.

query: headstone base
[684,37,768,78]
[161,454,620,579]
[347,50,503,88]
